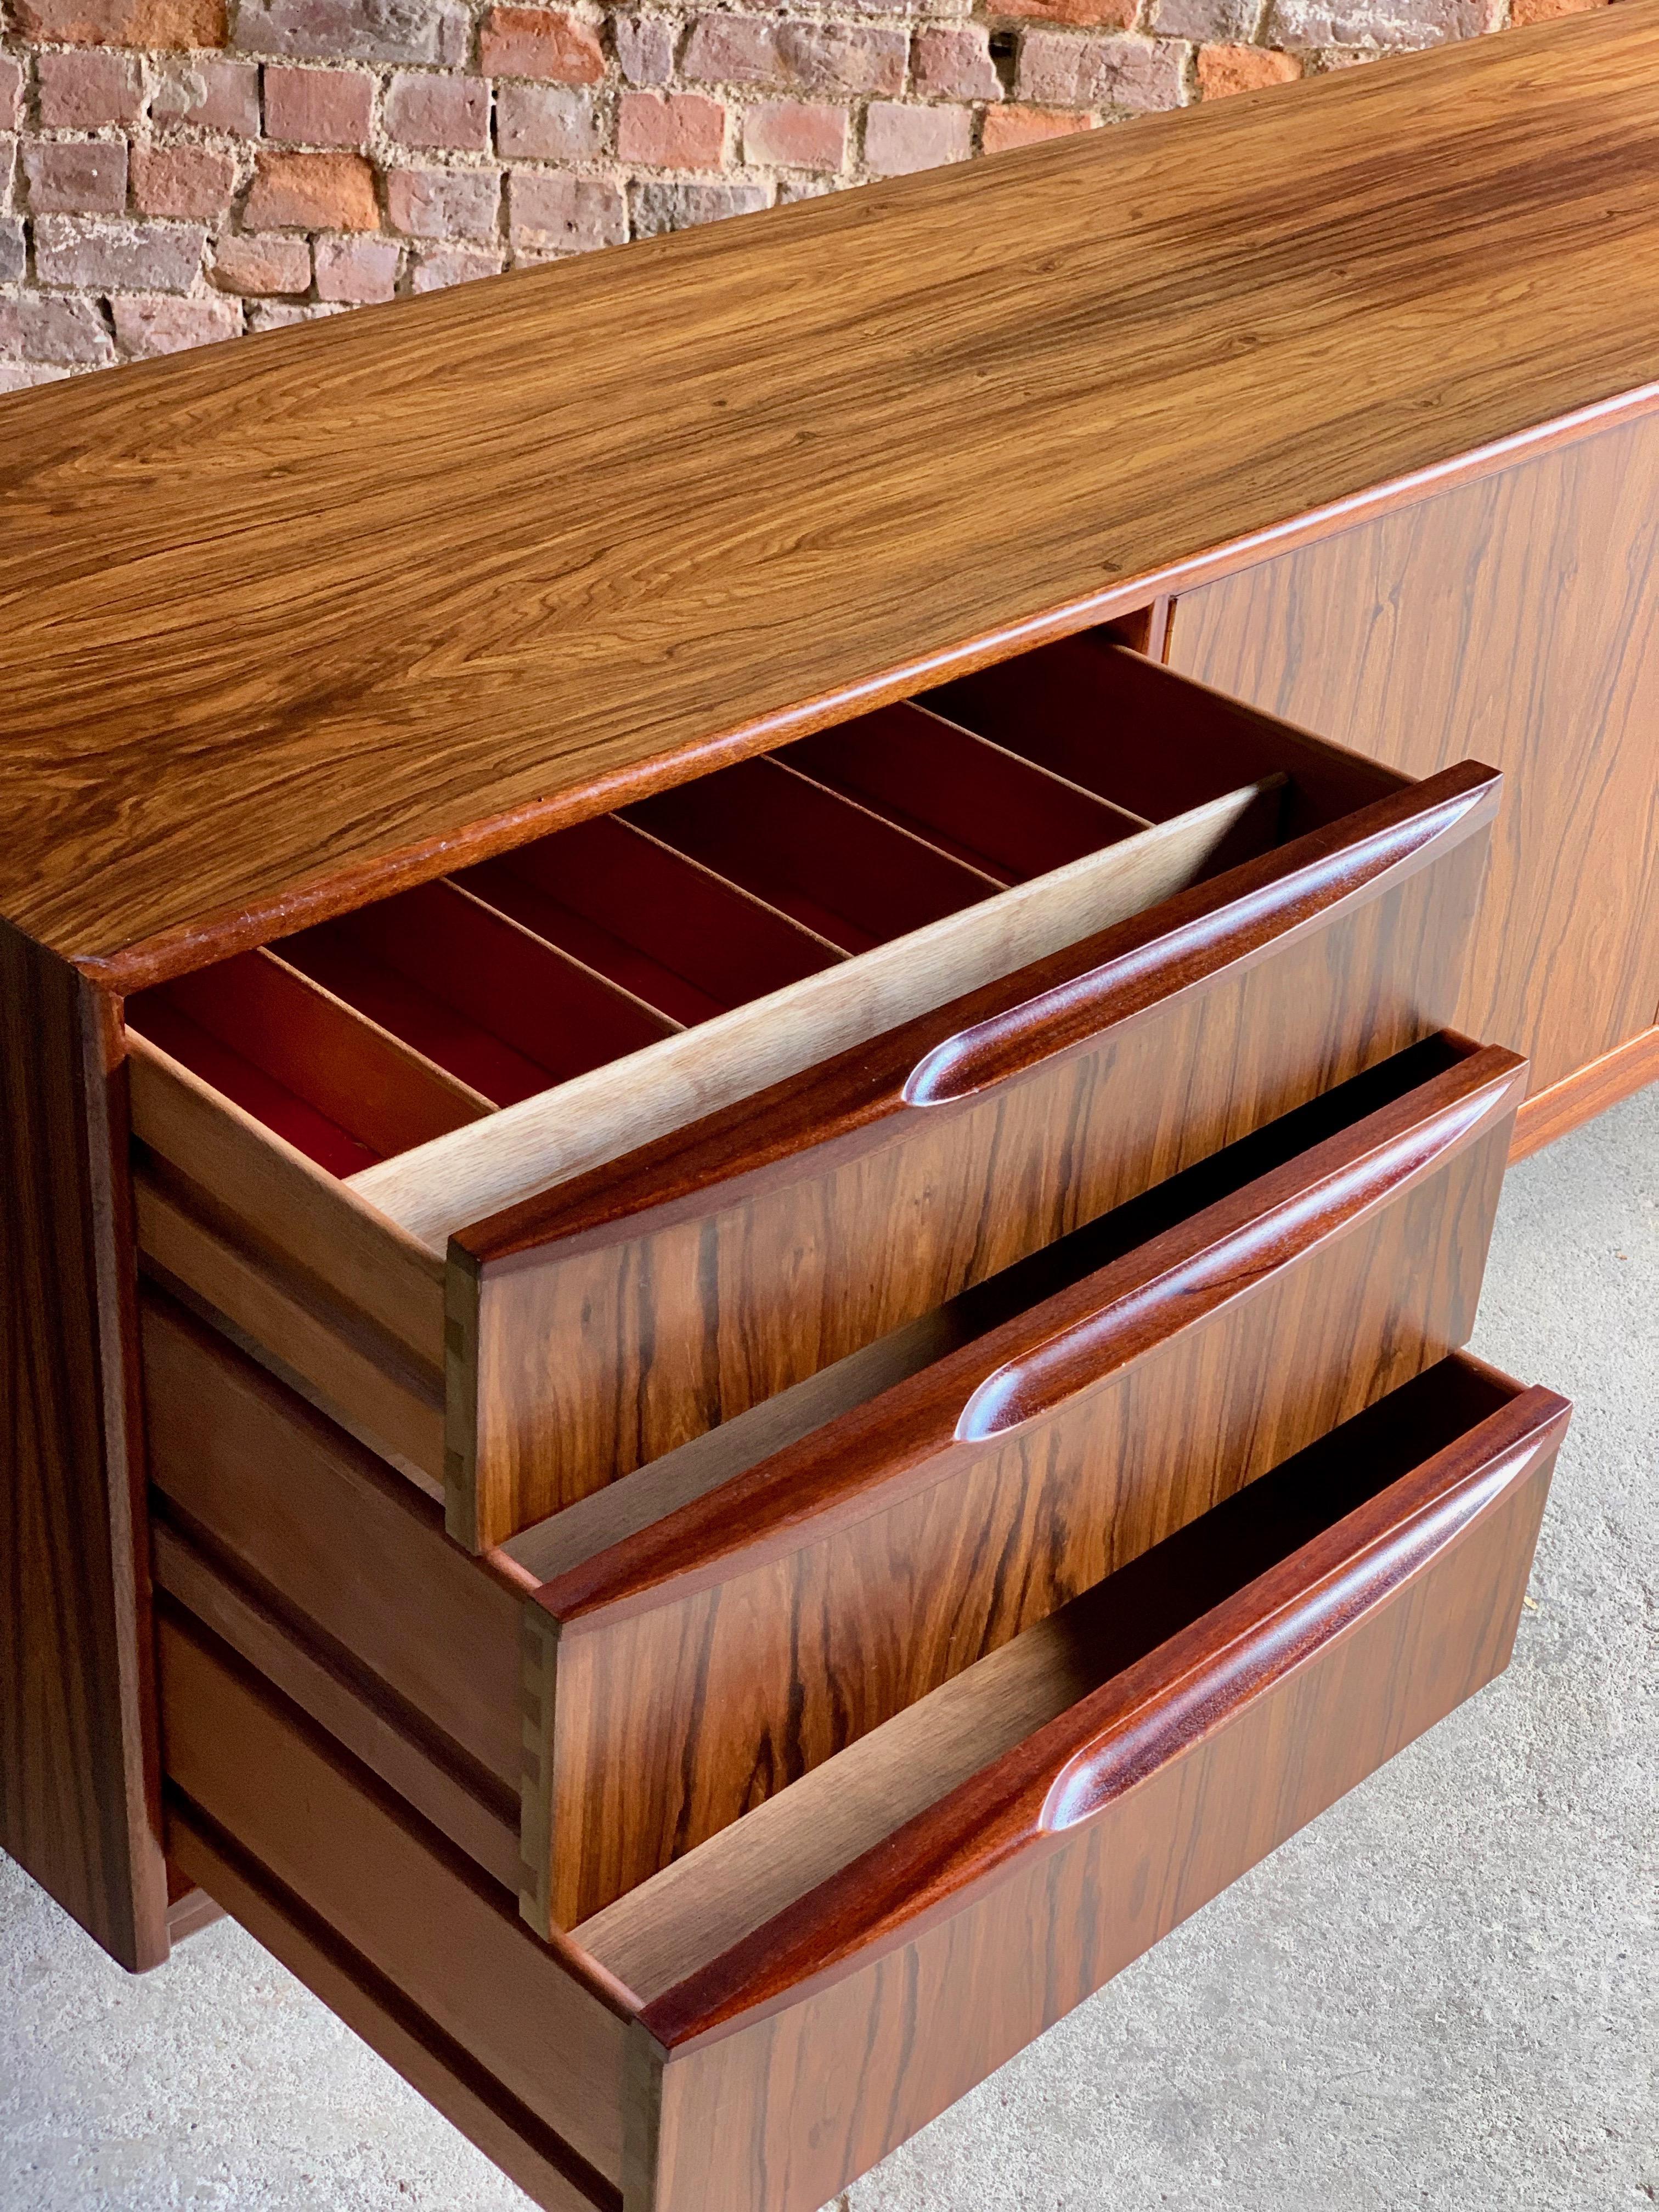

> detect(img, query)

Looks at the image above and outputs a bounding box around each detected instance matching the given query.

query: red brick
[14,0,225,47]
[614,13,674,85]
[385,71,492,150]
[628,178,767,236]
[24,137,129,216]
[1195,42,1302,94]
[478,7,605,82]
[263,66,375,146]
[742,98,846,171]
[234,0,467,65]
[315,231,402,298]
[113,291,241,354]
[681,15,905,95]
[911,26,1001,100]
[618,90,724,168]
[0,293,116,364]
[495,83,604,159]
[996,0,1135,21]
[131,142,239,217]
[411,240,504,288]
[211,228,312,290]
[507,168,625,250]
[1016,30,1185,108]
[1510,0,1605,20]
[37,50,144,127]
[981,101,1092,150]
[863,100,971,177]
[0,57,22,128]
[245,148,380,228]
[385,163,499,239]
[150,58,260,134]
[34,216,206,289]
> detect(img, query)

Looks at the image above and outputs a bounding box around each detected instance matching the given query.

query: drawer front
[156,1359,1568,2212]
[458,760,1496,1544]
[122,638,1498,1556]
[523,1037,1525,1928]
[141,1038,1526,1940]
[616,1364,1570,2212]
[156,1606,633,2194]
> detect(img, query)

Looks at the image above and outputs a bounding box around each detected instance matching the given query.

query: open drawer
[144,1031,1526,1936]
[157,1353,1571,2212]
[123,636,1499,1547]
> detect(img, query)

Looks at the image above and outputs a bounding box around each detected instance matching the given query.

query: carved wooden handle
[955,1040,1526,1442]
[904,764,1500,1108]
[642,1372,1570,2053]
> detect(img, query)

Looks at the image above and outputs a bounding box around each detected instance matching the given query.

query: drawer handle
[641,1379,1569,2050]
[904,768,1498,1107]
[955,1043,1525,1443]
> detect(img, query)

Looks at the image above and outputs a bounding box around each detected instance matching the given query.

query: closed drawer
[144,1031,1526,1937]
[124,636,1498,1548]
[158,1352,1570,2212]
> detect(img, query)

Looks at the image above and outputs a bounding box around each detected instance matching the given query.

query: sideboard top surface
[3,0,1657,985]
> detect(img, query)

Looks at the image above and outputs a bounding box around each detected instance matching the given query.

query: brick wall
[0,0,1604,386]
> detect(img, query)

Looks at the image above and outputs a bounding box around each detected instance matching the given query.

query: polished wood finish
[453,763,1494,1545]
[0,7,1654,986]
[627,1366,1568,2212]
[1510,1023,1659,1160]
[0,920,168,1970]
[151,1355,1567,2212]
[142,1289,526,1884]
[169,1807,614,2212]
[158,1604,634,2189]
[526,1040,1524,1928]
[1166,411,1659,1098]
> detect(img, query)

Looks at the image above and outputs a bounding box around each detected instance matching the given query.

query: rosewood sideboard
[2,6,1653,2205]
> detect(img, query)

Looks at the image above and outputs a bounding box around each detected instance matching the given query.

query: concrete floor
[2,1085,1654,2212]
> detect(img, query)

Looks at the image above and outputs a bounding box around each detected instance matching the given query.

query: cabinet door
[1166,410,1659,1099]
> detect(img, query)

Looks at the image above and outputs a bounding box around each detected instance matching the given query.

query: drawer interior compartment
[124,635,1499,1548]
[144,1032,1526,1940]
[157,1353,1570,2212]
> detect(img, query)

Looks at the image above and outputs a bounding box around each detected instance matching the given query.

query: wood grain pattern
[142,1288,527,1814]
[0,921,168,1970]
[169,1806,617,2212]
[629,1369,1568,2212]
[1166,410,1659,1097]
[153,1521,523,1892]
[0,4,1653,984]
[452,766,1496,1544]
[128,1030,445,1361]
[157,1605,637,2184]
[521,1040,1523,1928]
[134,1161,447,1493]
[1510,1022,1659,1160]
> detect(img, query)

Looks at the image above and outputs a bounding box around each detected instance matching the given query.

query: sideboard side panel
[0,920,168,1969]
[1165,412,1659,1100]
